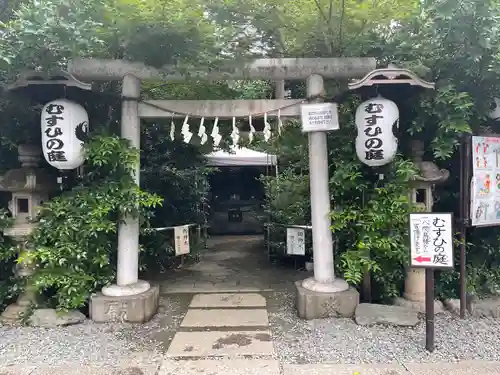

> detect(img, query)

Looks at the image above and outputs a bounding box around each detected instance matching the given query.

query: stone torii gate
[68,57,376,322]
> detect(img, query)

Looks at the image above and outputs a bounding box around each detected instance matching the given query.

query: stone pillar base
[1,284,38,325]
[295,280,359,320]
[0,303,31,325]
[90,284,159,323]
[393,297,444,314]
[398,267,444,314]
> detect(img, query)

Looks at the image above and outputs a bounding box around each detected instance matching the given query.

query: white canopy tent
[205,146,278,167]
[204,146,278,235]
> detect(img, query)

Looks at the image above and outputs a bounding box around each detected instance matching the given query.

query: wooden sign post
[409,212,454,352]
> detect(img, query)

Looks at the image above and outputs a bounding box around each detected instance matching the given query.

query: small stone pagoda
[0,145,55,324]
[395,140,450,313]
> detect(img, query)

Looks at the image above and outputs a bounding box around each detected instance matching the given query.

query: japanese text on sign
[174,225,190,256]
[354,97,398,167]
[286,227,306,256]
[41,99,89,170]
[409,213,454,268]
[300,103,339,132]
[363,102,385,162]
[44,103,67,163]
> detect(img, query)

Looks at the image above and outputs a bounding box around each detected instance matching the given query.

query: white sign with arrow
[409,213,454,269]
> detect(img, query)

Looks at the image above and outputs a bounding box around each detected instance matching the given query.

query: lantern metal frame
[7,70,92,92]
[348,67,435,91]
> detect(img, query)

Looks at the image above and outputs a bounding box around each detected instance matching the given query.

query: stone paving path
[157,235,305,294]
[162,291,279,374]
[158,292,500,374]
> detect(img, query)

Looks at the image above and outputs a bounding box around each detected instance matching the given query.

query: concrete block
[90,285,159,323]
[189,293,266,308]
[394,296,444,314]
[405,360,500,375]
[160,359,280,375]
[283,363,406,375]
[295,280,359,320]
[166,331,274,357]
[181,308,268,327]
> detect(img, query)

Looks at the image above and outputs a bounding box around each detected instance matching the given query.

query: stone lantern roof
[0,145,56,193]
[410,140,450,184]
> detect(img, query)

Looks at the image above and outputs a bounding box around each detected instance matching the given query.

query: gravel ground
[0,294,189,367]
[267,290,500,365]
[3,287,500,368]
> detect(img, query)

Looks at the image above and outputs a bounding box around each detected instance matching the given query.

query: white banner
[174,225,190,256]
[286,227,306,256]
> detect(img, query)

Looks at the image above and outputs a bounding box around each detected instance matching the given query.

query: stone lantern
[395,140,450,313]
[0,145,55,324]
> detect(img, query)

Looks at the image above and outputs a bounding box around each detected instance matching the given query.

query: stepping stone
[159,359,280,375]
[181,308,268,327]
[406,361,500,374]
[282,363,406,375]
[26,362,160,375]
[189,293,266,308]
[166,331,274,357]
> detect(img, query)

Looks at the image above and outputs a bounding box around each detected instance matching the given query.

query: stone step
[180,308,269,328]
[159,359,280,375]
[162,285,272,294]
[166,330,275,358]
[189,293,266,308]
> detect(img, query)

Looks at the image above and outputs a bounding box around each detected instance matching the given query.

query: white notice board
[300,103,339,132]
[286,227,306,256]
[174,225,190,256]
[470,136,500,227]
[409,213,454,269]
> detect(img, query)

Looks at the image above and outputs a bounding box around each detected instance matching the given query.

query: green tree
[25,135,162,310]
[256,0,500,299]
[0,0,233,311]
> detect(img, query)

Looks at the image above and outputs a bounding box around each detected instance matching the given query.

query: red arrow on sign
[414,256,431,263]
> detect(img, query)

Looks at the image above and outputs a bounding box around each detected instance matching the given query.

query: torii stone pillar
[100,74,151,295]
[295,75,358,320]
[90,75,159,323]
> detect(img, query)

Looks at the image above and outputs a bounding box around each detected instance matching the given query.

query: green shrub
[24,135,162,311]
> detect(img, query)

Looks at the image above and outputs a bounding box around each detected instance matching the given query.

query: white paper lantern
[488,98,500,122]
[41,99,89,170]
[355,96,399,167]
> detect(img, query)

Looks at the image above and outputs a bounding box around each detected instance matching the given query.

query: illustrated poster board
[409,213,454,269]
[286,227,306,256]
[470,136,500,226]
[174,225,190,256]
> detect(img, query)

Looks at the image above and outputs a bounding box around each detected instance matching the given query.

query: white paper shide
[41,99,89,170]
[355,96,398,167]
[300,103,339,132]
[409,213,453,268]
[286,227,306,256]
[174,225,190,256]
